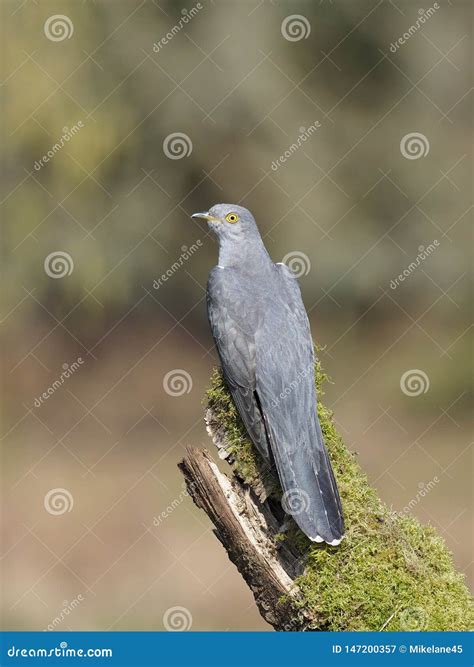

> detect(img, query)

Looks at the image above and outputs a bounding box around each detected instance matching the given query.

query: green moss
[205,358,473,631]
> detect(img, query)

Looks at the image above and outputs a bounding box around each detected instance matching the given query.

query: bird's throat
[217,235,272,271]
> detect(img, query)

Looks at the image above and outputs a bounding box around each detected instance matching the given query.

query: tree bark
[178,375,473,632]
[178,446,314,630]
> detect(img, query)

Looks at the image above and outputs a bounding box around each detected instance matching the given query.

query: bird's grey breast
[208,264,276,335]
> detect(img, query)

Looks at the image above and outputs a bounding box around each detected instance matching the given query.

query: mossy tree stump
[178,364,472,631]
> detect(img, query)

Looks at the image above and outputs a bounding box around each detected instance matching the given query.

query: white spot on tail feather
[310,534,345,546]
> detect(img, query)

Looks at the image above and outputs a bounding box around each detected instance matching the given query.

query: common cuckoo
[192,204,345,545]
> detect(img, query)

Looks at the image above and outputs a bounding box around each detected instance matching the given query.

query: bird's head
[191,204,259,241]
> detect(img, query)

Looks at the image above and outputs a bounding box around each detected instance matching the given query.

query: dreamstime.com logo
[281,488,310,516]
[271,365,313,408]
[44,15,74,41]
[389,4,440,53]
[152,3,203,52]
[282,251,311,278]
[271,121,321,171]
[400,369,430,396]
[397,477,440,518]
[163,369,193,396]
[163,606,193,631]
[399,606,428,630]
[400,132,430,160]
[163,132,193,159]
[152,482,196,527]
[153,241,203,289]
[44,488,74,516]
[389,240,440,289]
[281,15,311,41]
[33,357,84,408]
[44,251,74,278]
[44,595,85,631]
[7,643,112,659]
[34,122,85,171]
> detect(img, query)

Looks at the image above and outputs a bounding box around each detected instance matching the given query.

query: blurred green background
[1,0,472,631]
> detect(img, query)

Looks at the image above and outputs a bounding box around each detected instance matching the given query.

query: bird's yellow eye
[225,212,239,224]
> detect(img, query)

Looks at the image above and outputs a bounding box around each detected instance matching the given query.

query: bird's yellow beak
[191,211,221,222]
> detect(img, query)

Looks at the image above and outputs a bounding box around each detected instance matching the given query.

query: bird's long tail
[265,411,345,545]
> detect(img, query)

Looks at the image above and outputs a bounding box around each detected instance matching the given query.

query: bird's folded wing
[207,267,270,461]
[253,264,345,543]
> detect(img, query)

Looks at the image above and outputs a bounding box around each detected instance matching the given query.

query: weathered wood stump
[178,369,473,631]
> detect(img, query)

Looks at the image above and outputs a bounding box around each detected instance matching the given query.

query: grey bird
[192,204,345,545]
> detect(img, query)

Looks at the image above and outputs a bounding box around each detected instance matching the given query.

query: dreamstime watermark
[400,132,430,159]
[7,645,112,659]
[281,15,311,41]
[153,241,203,289]
[281,251,311,278]
[44,251,74,279]
[399,606,428,630]
[162,132,193,159]
[34,122,85,171]
[397,477,440,518]
[44,488,74,516]
[163,369,193,396]
[271,365,313,408]
[163,606,193,631]
[153,4,203,52]
[389,240,440,290]
[152,483,196,527]
[271,121,321,171]
[400,369,430,396]
[44,15,74,41]
[389,4,440,53]
[33,357,84,408]
[281,488,310,517]
[44,595,85,631]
